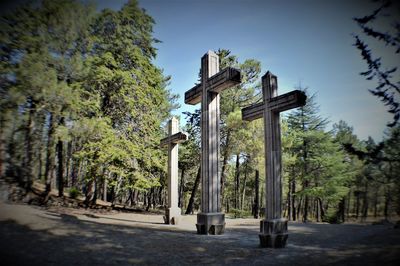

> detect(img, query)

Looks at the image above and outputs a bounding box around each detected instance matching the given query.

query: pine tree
[218,49,262,210]
[0,0,177,206]
[0,0,93,192]
[332,120,364,222]
[287,90,350,222]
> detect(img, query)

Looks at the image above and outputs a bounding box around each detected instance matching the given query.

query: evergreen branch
[353,34,400,126]
[360,25,400,51]
[343,142,385,163]
[353,0,391,25]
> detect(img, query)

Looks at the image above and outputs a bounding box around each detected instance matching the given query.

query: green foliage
[69,187,81,199]
[1,0,398,218]
[323,208,342,224]
[0,0,176,200]
[229,208,251,219]
[286,90,353,221]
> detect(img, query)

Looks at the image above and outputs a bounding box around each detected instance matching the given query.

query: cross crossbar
[242,90,306,121]
[241,101,264,121]
[184,67,241,105]
[160,132,188,146]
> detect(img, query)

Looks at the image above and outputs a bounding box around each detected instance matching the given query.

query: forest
[0,0,399,224]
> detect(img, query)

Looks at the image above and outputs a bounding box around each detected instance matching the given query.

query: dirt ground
[0,200,399,266]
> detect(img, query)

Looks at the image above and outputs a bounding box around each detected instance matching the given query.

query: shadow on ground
[0,208,399,265]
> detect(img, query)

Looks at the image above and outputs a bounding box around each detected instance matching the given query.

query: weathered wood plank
[269,90,306,113]
[185,67,241,105]
[241,90,306,121]
[160,132,188,146]
[184,83,202,105]
[242,102,264,121]
[207,67,241,94]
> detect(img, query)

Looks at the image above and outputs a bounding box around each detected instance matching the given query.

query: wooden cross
[160,117,188,224]
[242,71,306,247]
[185,51,241,234]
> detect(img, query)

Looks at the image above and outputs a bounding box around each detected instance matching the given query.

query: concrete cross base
[164,207,181,225]
[259,218,288,248]
[196,212,225,235]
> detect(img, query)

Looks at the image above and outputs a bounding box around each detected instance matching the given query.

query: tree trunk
[0,114,5,178]
[300,120,311,222]
[159,185,164,206]
[241,162,248,210]
[355,191,360,219]
[287,176,292,221]
[65,140,72,187]
[24,97,36,191]
[253,170,259,219]
[132,189,138,206]
[84,179,93,208]
[185,166,201,215]
[110,179,116,205]
[397,180,400,216]
[384,187,391,220]
[260,180,264,215]
[152,187,156,208]
[146,189,153,211]
[103,175,108,202]
[314,199,319,222]
[44,112,55,194]
[36,147,42,181]
[6,121,17,178]
[220,130,231,211]
[361,182,369,221]
[234,154,240,209]
[125,190,132,205]
[178,167,185,208]
[291,174,297,221]
[57,138,64,197]
[303,181,309,222]
[91,176,97,206]
[346,190,351,219]
[297,197,302,221]
[317,197,325,220]
[337,197,345,223]
[373,188,378,218]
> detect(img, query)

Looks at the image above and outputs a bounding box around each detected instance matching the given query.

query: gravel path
[0,201,399,265]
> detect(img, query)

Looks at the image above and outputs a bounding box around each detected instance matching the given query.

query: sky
[2,0,398,141]
[123,0,398,141]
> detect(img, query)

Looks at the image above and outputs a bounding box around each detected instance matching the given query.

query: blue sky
[3,0,398,141]
[120,0,397,142]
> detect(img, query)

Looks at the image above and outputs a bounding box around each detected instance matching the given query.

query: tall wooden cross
[185,51,241,235]
[242,71,306,247]
[160,117,188,225]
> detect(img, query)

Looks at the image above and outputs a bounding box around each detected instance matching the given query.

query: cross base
[196,212,225,235]
[164,207,181,225]
[259,218,288,248]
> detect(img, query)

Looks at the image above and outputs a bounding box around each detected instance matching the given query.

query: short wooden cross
[160,117,188,225]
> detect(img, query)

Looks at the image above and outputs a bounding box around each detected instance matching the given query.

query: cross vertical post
[160,117,188,225]
[185,51,241,234]
[242,72,306,247]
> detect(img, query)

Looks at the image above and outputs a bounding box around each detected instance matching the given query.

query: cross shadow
[82,213,165,225]
[1,209,399,266]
